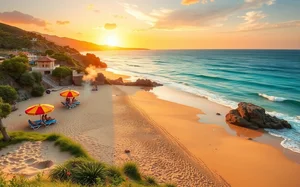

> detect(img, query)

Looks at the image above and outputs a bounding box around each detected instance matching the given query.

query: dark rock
[108,77,124,85]
[226,102,292,130]
[248,138,253,140]
[124,78,163,87]
[125,149,130,153]
[94,73,106,85]
[216,113,221,116]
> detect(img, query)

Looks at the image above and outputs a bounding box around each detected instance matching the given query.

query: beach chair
[28,120,42,130]
[42,119,57,126]
[61,102,75,109]
[73,101,80,105]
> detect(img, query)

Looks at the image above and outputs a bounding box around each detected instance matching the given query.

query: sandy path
[0,141,72,177]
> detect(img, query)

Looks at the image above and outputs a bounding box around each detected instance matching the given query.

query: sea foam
[258,93,287,102]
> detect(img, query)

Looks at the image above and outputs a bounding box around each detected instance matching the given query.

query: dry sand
[0,141,72,177]
[5,85,227,186]
[3,71,300,186]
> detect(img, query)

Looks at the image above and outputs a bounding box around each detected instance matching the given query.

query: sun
[104,34,119,46]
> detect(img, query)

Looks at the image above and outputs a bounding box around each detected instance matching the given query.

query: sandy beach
[0,141,72,177]
[3,71,300,186]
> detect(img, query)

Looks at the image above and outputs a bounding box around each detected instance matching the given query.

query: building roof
[36,56,56,62]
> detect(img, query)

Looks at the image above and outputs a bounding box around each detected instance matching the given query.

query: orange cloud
[181,0,215,5]
[56,20,70,25]
[104,23,117,30]
[0,10,46,27]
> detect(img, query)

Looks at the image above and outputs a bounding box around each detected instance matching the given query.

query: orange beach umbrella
[25,104,55,116]
[60,90,80,98]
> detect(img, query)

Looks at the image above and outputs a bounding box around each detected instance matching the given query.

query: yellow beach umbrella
[25,104,55,116]
[60,90,80,98]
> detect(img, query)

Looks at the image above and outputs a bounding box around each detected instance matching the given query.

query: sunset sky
[0,0,299,49]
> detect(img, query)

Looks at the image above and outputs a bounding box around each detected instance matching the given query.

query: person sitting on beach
[66,97,71,104]
[45,114,54,121]
[42,114,46,121]
[72,97,77,103]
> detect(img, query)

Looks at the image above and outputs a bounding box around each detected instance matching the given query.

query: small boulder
[216,113,221,116]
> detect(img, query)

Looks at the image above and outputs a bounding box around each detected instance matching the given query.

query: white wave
[258,93,287,102]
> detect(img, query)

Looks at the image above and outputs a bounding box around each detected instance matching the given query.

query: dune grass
[0,131,90,159]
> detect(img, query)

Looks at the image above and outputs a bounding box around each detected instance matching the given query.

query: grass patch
[123,162,141,181]
[0,131,90,159]
[145,176,157,186]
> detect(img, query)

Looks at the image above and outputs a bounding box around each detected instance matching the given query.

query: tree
[31,84,45,97]
[45,49,55,56]
[0,85,18,104]
[0,97,12,141]
[19,72,35,87]
[52,66,72,79]
[18,53,28,60]
[1,57,28,79]
[32,71,42,83]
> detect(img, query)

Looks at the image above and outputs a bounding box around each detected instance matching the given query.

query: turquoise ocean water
[91,50,300,153]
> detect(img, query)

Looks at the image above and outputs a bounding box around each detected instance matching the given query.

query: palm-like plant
[49,164,70,181]
[72,161,106,185]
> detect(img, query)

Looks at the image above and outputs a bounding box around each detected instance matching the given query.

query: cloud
[87,4,100,13]
[56,20,70,25]
[238,11,300,31]
[122,3,172,26]
[104,23,117,30]
[113,15,127,19]
[0,10,47,27]
[181,0,215,6]
[122,0,276,30]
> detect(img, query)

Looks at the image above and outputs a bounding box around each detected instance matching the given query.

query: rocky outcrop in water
[226,102,292,130]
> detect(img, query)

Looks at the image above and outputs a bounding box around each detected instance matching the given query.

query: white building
[31,56,59,75]
[27,53,38,62]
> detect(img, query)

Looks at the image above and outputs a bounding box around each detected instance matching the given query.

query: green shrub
[49,164,70,182]
[52,66,72,79]
[123,162,141,181]
[45,49,55,56]
[32,71,42,83]
[64,157,90,169]
[0,85,18,104]
[145,176,157,186]
[106,166,124,186]
[31,84,45,97]
[1,57,28,79]
[19,72,35,87]
[72,161,107,185]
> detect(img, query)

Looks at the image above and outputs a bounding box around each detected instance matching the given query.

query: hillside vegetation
[0,22,107,68]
